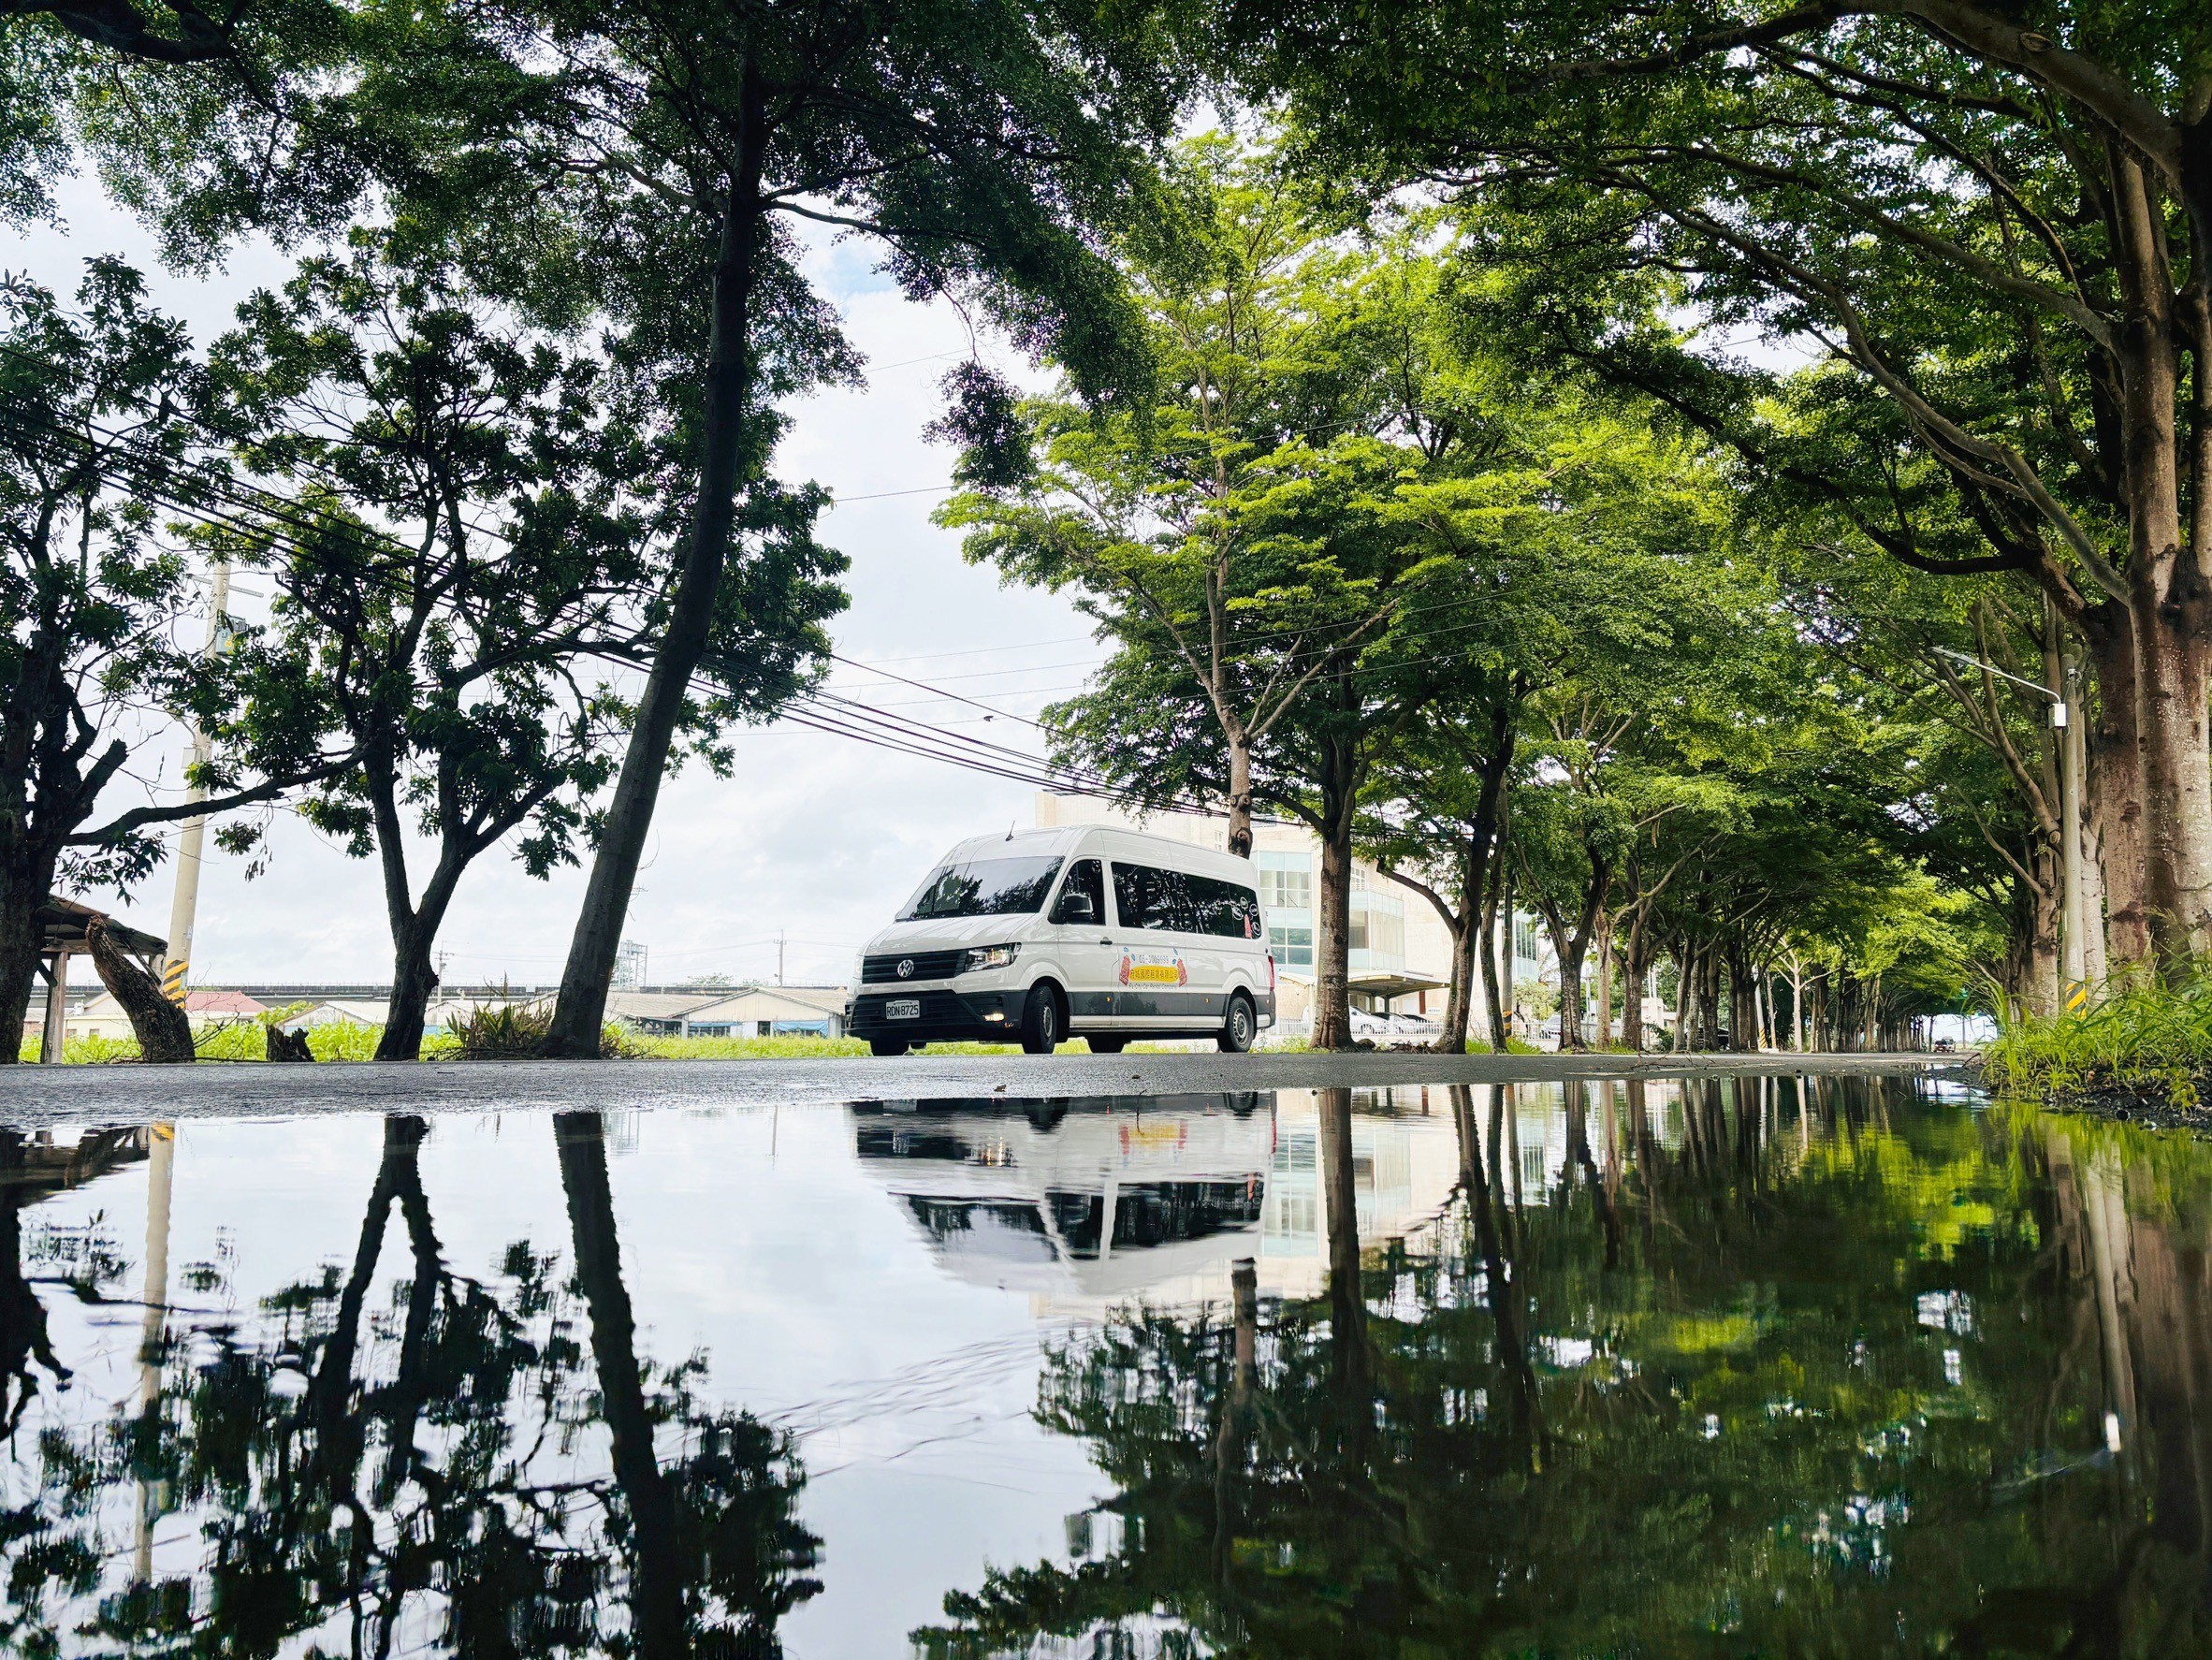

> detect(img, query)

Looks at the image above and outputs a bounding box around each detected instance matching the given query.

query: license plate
[885,998,921,1021]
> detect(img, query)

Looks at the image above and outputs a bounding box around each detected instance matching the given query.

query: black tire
[1218,991,1257,1054]
[869,1037,910,1056]
[1020,983,1064,1054]
[1086,1037,1127,1055]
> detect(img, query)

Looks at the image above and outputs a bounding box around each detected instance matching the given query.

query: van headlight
[960,943,1021,974]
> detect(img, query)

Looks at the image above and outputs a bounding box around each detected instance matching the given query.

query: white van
[848,825,1276,1056]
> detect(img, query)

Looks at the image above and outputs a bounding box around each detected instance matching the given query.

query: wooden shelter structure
[34,897,166,1064]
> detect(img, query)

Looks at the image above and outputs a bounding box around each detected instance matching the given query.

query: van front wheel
[869,1037,910,1056]
[1020,984,1064,1054]
[1218,992,1256,1054]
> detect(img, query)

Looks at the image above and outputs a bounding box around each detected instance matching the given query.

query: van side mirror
[1058,890,1096,924]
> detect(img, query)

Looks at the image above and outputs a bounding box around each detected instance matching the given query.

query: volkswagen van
[848,825,1275,1056]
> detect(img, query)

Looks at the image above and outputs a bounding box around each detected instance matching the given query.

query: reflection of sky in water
[7,1088,1490,1655]
[8,1075,2199,1657]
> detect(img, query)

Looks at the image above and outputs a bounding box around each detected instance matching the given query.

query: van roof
[938,823,1257,881]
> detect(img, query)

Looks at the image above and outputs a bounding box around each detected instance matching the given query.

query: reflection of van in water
[847,826,1275,1056]
[851,1094,1273,1298]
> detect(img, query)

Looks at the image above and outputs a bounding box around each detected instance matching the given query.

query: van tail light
[1268,952,1277,994]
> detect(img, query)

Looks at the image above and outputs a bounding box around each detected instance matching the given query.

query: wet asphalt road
[0,1048,1968,1130]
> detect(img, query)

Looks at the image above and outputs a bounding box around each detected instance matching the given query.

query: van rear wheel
[1086,1036,1126,1055]
[1218,992,1256,1054]
[1020,984,1064,1054]
[869,1037,910,1056]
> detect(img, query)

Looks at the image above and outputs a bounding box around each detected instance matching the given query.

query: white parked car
[849,826,1276,1056]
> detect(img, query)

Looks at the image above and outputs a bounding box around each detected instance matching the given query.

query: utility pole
[1939,637,2087,1010]
[2059,653,2088,1006]
[777,930,785,987]
[162,561,230,1003]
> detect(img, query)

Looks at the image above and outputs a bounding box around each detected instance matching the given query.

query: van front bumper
[849,987,1023,1043]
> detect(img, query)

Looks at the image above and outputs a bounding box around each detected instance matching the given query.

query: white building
[1033,794,1547,1036]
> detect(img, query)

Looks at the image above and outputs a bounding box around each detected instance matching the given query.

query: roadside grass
[1982,973,2212,1107]
[13,1026,1197,1063]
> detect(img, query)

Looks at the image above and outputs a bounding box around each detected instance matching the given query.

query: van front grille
[862,950,963,983]
[851,990,968,1027]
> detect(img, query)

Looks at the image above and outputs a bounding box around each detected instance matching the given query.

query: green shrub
[447,998,552,1058]
[1982,970,2212,1107]
[17,1031,141,1063]
[310,1021,386,1061]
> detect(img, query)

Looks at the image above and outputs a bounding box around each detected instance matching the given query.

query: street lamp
[1932,645,2088,1007]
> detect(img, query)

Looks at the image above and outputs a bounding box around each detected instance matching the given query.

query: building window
[1513,916,1539,961]
[1269,925,1314,968]
[1349,893,1404,961]
[1256,850,1313,912]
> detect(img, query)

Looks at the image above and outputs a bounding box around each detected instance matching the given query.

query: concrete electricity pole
[1937,639,2087,1009]
[161,561,230,1003]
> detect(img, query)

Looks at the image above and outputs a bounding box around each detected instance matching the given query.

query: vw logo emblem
[896,958,915,979]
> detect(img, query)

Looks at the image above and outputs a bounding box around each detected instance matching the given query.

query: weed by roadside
[1982,974,2212,1110]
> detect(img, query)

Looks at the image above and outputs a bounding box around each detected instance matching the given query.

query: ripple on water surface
[0,1074,2203,1655]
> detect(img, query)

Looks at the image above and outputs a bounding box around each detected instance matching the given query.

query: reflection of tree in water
[0,1126,151,1431]
[1,1112,819,1658]
[916,1078,2212,1657]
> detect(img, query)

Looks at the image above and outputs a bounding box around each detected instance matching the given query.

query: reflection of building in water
[855,1087,1478,1311]
[0,1125,154,1201]
[1259,1088,1464,1298]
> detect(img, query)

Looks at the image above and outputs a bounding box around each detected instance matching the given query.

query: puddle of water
[0,1075,2202,1655]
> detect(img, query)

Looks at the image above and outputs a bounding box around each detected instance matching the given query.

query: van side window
[1111,864,1259,937]
[1051,858,1104,925]
[1113,863,1183,932]
[1187,873,1261,939]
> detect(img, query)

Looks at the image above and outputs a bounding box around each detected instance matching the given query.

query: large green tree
[208,238,845,1059]
[345,0,1187,1054]
[1227,0,2212,972]
[0,262,342,1057]
[944,138,1436,858]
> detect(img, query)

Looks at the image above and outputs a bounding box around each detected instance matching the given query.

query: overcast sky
[22,176,1104,990]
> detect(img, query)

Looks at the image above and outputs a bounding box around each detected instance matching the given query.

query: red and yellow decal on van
[1118,954,1187,986]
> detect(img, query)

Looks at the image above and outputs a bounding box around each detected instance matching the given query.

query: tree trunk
[88,919,194,1062]
[2130,592,2212,969]
[2110,152,2212,969]
[1225,731,1254,860]
[1314,794,1355,1051]
[1619,912,1647,1055]
[1698,946,1724,1053]
[377,854,467,1062]
[2026,846,2061,1017]
[0,862,57,1064]
[1554,925,1588,1052]
[1444,742,1512,1053]
[546,78,768,1057]
[2082,602,2144,968]
[380,924,441,1064]
[1478,849,1508,1053]
[1497,852,1515,1042]
[1440,914,1473,1055]
[1593,907,1613,1049]
[1725,943,1757,1054]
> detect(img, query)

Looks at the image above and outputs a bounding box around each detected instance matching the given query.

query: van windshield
[899,855,1066,921]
